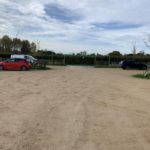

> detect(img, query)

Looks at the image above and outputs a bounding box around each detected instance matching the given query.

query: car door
[134,62,141,69]
[129,61,135,68]
[4,59,14,70]
[6,59,18,70]
[13,59,22,70]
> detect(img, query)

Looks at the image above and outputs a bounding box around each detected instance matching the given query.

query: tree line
[0,35,36,54]
[0,35,150,65]
[1,35,150,57]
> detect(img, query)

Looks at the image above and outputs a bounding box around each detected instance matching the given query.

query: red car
[0,58,31,71]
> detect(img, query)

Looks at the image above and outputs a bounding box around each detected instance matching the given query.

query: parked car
[11,54,38,64]
[119,60,147,70]
[0,58,31,71]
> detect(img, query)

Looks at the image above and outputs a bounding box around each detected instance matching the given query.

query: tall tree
[144,35,150,50]
[132,42,136,55]
[30,42,37,53]
[1,35,12,52]
[108,51,122,56]
[21,40,31,54]
[136,50,145,56]
[12,38,22,52]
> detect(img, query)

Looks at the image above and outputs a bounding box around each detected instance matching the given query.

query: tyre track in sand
[0,67,150,150]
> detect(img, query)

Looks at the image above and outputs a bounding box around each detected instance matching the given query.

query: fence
[1,53,150,66]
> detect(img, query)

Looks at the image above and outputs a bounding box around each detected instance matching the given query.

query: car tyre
[122,66,126,69]
[20,66,27,71]
[142,66,147,70]
[0,65,4,71]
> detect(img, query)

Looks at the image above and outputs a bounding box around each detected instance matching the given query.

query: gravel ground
[0,66,150,150]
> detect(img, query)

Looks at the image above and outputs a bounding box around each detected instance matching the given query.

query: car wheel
[122,66,126,69]
[20,66,27,71]
[0,65,4,71]
[142,66,147,70]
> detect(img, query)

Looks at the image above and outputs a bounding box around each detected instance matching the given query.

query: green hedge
[0,53,11,58]
[1,53,150,65]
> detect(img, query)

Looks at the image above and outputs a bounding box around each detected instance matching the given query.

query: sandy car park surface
[0,66,150,150]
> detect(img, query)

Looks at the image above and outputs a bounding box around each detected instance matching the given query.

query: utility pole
[94,53,97,66]
[63,54,66,65]
[51,53,54,65]
[108,54,111,66]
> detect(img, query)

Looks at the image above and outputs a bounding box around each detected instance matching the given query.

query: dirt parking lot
[0,66,150,150]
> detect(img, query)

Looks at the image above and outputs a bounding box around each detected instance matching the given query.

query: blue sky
[0,0,150,54]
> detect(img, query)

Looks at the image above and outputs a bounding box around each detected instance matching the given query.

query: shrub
[32,59,50,70]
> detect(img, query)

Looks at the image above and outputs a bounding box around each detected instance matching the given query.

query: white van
[11,54,38,64]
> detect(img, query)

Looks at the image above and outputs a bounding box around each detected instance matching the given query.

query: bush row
[1,53,150,65]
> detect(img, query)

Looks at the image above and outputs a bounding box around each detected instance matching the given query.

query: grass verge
[133,73,150,80]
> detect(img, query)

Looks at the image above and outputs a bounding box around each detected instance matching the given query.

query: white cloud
[0,0,150,54]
